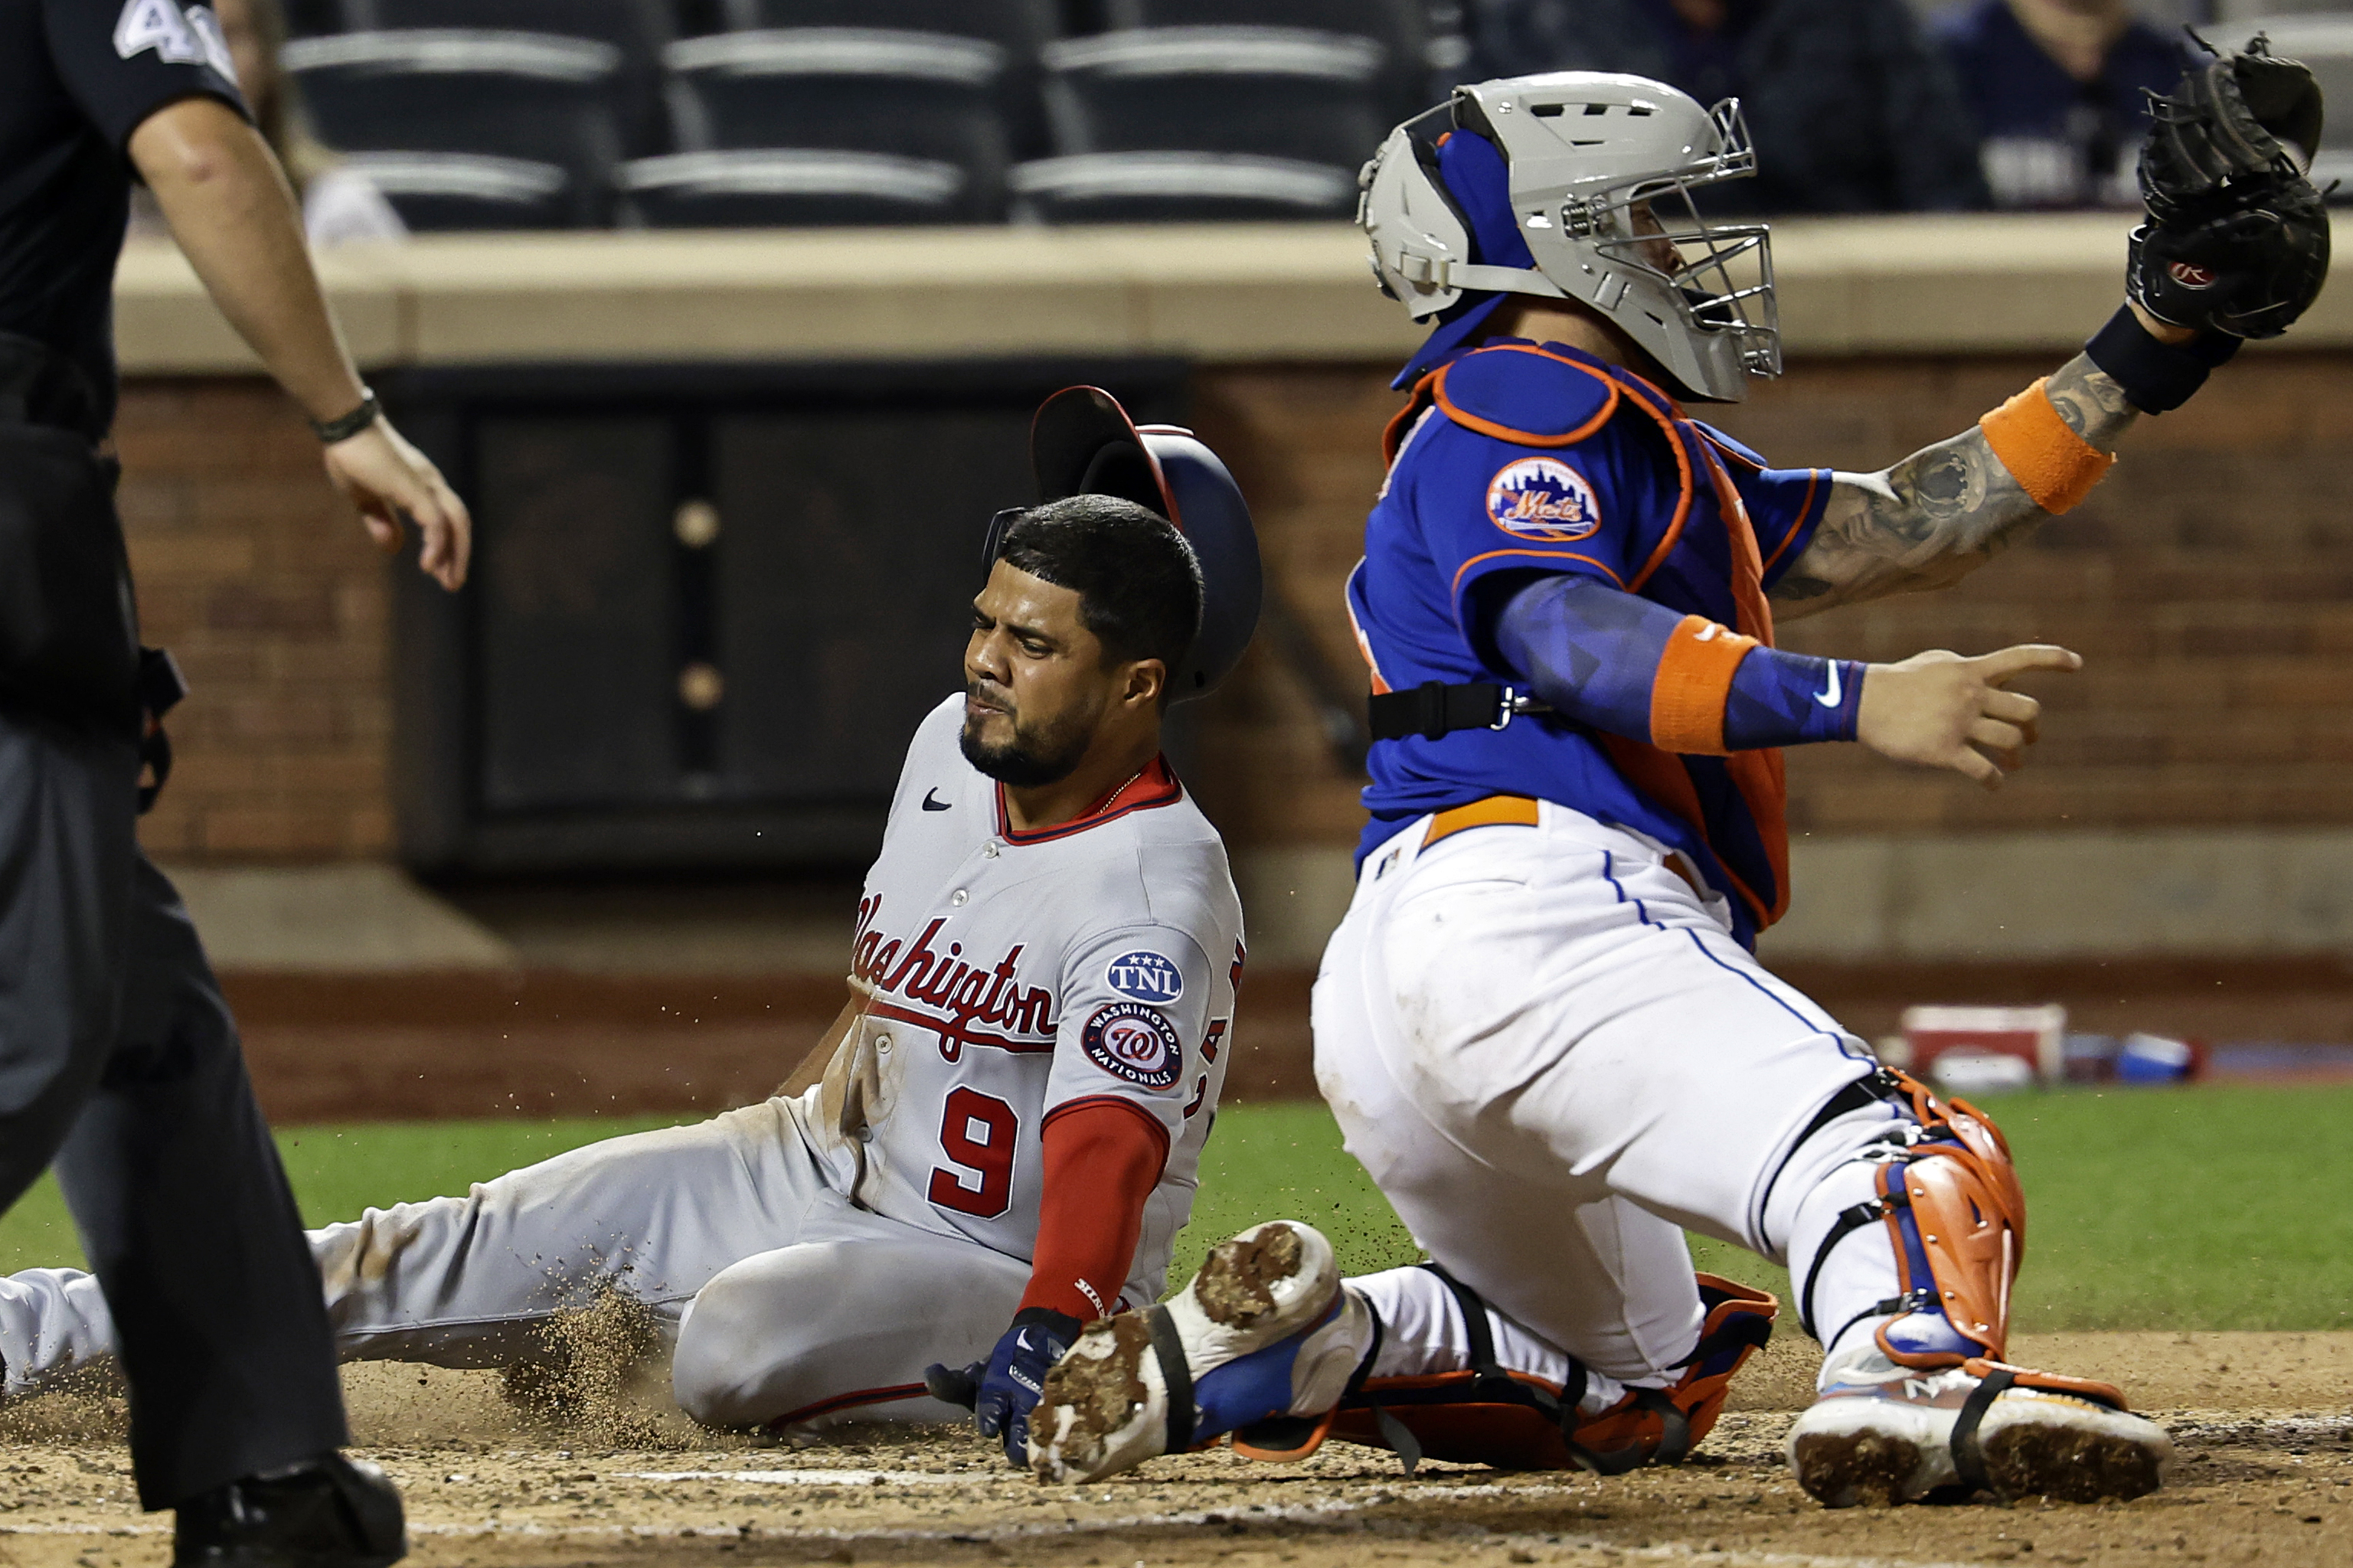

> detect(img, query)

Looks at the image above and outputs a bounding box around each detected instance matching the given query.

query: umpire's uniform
[0,0,346,1514]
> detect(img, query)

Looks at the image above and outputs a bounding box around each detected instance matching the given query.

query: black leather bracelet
[311,387,381,443]
[2083,305,2239,415]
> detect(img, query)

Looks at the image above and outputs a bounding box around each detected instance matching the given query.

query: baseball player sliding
[1026,51,2328,1504]
[0,390,1262,1458]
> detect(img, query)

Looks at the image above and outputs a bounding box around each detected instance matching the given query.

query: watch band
[312,388,381,443]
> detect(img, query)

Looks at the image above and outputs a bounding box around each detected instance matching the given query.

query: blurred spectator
[216,0,407,243]
[1933,0,2188,208]
[1461,0,1987,212]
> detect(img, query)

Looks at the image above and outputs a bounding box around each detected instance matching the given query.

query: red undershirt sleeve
[1020,1097,1171,1321]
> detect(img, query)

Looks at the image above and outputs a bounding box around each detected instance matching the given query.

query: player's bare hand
[322,420,472,591]
[1855,644,2080,789]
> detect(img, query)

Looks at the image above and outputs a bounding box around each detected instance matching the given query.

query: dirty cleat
[1028,1221,1371,1483]
[1788,1345,2171,1508]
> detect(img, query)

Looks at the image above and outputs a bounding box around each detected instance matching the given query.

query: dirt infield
[2,1331,2348,1568]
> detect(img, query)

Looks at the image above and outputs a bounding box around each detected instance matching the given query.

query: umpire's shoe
[174,1452,406,1568]
[1788,1343,2171,1507]
[1029,1221,1371,1483]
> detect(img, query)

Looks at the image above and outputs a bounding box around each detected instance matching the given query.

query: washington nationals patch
[1080,1003,1183,1089]
[1486,456,1601,541]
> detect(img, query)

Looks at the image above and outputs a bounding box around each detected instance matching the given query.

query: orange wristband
[1650,614,1758,756]
[1978,379,2116,514]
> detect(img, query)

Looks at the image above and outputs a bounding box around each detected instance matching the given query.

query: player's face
[959,562,1117,787]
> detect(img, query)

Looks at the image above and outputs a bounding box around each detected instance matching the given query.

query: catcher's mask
[1360,73,1779,402]
[979,387,1263,704]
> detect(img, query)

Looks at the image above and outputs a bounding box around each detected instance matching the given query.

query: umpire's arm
[127,96,470,590]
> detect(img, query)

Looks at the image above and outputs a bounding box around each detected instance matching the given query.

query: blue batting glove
[968,1308,1083,1468]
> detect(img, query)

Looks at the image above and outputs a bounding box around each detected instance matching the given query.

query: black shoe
[173,1452,406,1568]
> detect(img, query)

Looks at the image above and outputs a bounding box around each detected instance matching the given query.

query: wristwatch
[312,388,381,443]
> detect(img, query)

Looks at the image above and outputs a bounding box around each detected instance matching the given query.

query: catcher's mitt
[2131,33,2330,339]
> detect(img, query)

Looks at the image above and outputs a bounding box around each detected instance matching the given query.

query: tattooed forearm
[1768,353,2138,619]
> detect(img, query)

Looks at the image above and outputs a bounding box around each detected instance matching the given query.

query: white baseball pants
[0,1093,1029,1429]
[1314,801,1901,1388]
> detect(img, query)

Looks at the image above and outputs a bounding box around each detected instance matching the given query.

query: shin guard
[1238,1268,1777,1474]
[1803,1069,2027,1370]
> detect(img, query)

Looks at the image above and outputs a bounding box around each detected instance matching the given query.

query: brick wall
[119,379,393,861]
[122,353,2353,865]
[1185,350,2353,848]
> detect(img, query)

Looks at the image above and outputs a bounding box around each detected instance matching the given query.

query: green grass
[2,1088,2346,1334]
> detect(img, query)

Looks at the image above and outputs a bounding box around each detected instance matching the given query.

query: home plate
[616,1469,971,1487]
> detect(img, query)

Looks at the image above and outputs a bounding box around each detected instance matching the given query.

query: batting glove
[934,1307,1084,1468]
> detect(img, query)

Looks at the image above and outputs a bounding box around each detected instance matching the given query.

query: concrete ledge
[113,213,2353,374]
[162,863,515,972]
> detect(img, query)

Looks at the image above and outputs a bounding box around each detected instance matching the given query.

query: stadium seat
[620,149,974,225]
[334,0,671,155]
[664,30,1012,211]
[713,0,1056,53]
[1096,0,1429,119]
[285,31,627,222]
[1041,27,1388,171]
[1008,152,1355,221]
[341,152,574,230]
[711,0,1059,153]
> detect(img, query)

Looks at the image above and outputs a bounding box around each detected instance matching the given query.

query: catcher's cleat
[174,1452,407,1568]
[1788,1344,2171,1508]
[1028,1220,1371,1484]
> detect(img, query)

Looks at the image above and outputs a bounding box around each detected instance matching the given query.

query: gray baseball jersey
[805,693,1247,1314]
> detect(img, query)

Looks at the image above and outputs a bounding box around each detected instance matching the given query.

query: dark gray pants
[0,704,346,1508]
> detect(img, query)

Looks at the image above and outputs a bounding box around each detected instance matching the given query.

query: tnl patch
[1105,951,1184,1004]
[1080,1003,1183,1090]
[1485,456,1601,541]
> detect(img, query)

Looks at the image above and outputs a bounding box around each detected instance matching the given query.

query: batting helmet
[982,386,1263,704]
[1358,74,1779,402]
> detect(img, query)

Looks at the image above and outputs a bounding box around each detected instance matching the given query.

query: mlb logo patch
[1486,457,1601,541]
[1105,951,1184,1004]
[1080,1003,1183,1089]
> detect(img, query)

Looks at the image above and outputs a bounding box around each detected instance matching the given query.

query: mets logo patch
[1486,457,1601,541]
[1080,1003,1183,1089]
[1105,951,1184,1005]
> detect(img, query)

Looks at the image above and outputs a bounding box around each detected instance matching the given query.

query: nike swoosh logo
[1814,662,1843,709]
[923,789,952,811]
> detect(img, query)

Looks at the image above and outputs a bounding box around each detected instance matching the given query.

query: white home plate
[616,1469,970,1487]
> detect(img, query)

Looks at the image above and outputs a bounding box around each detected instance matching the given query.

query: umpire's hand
[930,1307,1085,1469]
[325,419,471,590]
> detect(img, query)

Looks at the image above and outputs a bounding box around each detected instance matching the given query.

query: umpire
[1,0,469,1561]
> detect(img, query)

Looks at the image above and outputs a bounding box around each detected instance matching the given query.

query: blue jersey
[1349,338,1832,947]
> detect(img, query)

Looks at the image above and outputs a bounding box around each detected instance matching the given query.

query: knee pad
[1234,1268,1778,1474]
[1800,1067,2026,1370]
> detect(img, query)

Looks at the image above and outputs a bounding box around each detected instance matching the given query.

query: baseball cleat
[1788,1346,2170,1508]
[173,1452,406,1567]
[1028,1220,1371,1484]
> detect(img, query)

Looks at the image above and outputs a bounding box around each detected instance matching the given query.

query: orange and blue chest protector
[1348,338,1835,946]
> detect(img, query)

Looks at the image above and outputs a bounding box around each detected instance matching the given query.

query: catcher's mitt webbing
[1978,381,2116,514]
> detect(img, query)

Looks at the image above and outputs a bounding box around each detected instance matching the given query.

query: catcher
[1021,41,2328,1506]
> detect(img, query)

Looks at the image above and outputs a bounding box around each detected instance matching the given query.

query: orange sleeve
[1021,1099,1170,1321]
[1649,614,1759,756]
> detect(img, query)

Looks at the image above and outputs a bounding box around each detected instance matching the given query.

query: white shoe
[1788,1344,2171,1507]
[1028,1221,1371,1483]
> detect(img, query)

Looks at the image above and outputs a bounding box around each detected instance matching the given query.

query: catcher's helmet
[1359,74,1779,402]
[980,386,1263,704]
